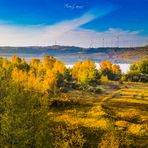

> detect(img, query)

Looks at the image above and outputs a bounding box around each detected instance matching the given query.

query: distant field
[48,82,148,147]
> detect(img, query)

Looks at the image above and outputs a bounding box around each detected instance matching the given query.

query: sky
[0,0,148,47]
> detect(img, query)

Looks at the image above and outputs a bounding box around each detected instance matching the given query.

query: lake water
[0,53,130,73]
[66,63,130,73]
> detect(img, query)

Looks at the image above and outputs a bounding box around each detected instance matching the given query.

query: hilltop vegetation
[0,56,148,147]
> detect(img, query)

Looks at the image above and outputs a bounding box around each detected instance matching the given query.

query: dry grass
[115,120,129,127]
[48,82,148,147]
[128,123,148,136]
[48,111,111,130]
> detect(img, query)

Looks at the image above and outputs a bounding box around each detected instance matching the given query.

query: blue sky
[0,0,148,47]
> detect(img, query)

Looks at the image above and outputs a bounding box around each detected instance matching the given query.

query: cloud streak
[0,6,147,47]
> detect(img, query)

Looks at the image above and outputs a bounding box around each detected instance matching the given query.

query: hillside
[0,46,148,63]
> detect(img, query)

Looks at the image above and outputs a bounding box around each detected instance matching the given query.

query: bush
[126,59,148,82]
[124,72,148,82]
[87,86,102,94]
[99,132,120,148]
[50,97,80,108]
[52,123,85,148]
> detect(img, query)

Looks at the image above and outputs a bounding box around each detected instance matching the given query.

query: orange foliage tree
[100,60,121,81]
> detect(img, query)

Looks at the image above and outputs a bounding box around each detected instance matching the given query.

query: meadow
[48,82,148,147]
[0,56,147,147]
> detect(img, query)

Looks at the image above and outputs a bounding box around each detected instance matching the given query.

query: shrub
[126,59,148,82]
[99,132,120,148]
[124,72,148,82]
[52,123,85,148]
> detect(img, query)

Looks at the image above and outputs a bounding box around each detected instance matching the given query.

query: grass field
[48,82,148,147]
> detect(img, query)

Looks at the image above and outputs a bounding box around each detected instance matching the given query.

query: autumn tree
[0,58,13,80]
[125,59,148,82]
[0,79,51,147]
[100,60,121,81]
[30,58,41,68]
[72,58,99,85]
[43,70,57,93]
[43,56,56,69]
[11,68,27,82]
[12,55,21,65]
[53,60,66,74]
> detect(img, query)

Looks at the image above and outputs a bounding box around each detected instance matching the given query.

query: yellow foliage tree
[43,70,57,92]
[21,58,26,65]
[100,60,121,81]
[30,58,41,68]
[12,55,21,65]
[72,61,82,79]
[72,58,98,84]
[2,58,9,68]
[11,68,27,82]
[53,61,66,74]
[100,60,113,72]
[43,56,56,69]
[112,64,121,75]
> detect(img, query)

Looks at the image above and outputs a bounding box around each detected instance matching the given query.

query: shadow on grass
[107,101,148,112]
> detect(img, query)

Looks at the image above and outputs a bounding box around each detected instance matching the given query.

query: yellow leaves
[12,55,18,64]
[115,120,129,128]
[48,105,110,129]
[52,113,110,129]
[11,55,66,93]
[72,58,97,84]
[30,58,41,68]
[43,70,57,91]
[11,68,27,82]
[99,132,120,148]
[43,56,55,69]
[12,55,21,65]
[128,123,148,136]
[87,106,106,117]
[11,68,43,92]
[100,60,113,71]
[27,75,42,91]
[112,64,121,75]
[53,61,66,74]
[21,58,26,65]
[2,58,9,68]
[100,60,121,76]
[100,75,109,82]
[27,69,56,92]
[72,61,82,79]
[117,110,140,120]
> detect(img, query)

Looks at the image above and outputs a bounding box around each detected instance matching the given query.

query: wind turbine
[116,35,119,48]
[102,37,105,48]
[89,40,94,49]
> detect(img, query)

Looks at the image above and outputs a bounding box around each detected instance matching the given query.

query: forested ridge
[0,46,147,63]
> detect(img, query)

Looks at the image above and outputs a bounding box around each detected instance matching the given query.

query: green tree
[126,59,148,82]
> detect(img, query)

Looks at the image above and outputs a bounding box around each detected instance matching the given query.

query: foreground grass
[48,82,148,147]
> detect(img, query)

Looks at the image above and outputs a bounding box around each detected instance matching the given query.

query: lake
[0,53,130,73]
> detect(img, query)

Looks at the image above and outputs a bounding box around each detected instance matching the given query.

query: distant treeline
[0,46,147,53]
[0,46,147,63]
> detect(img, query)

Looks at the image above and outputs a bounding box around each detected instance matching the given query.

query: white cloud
[0,13,147,47]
